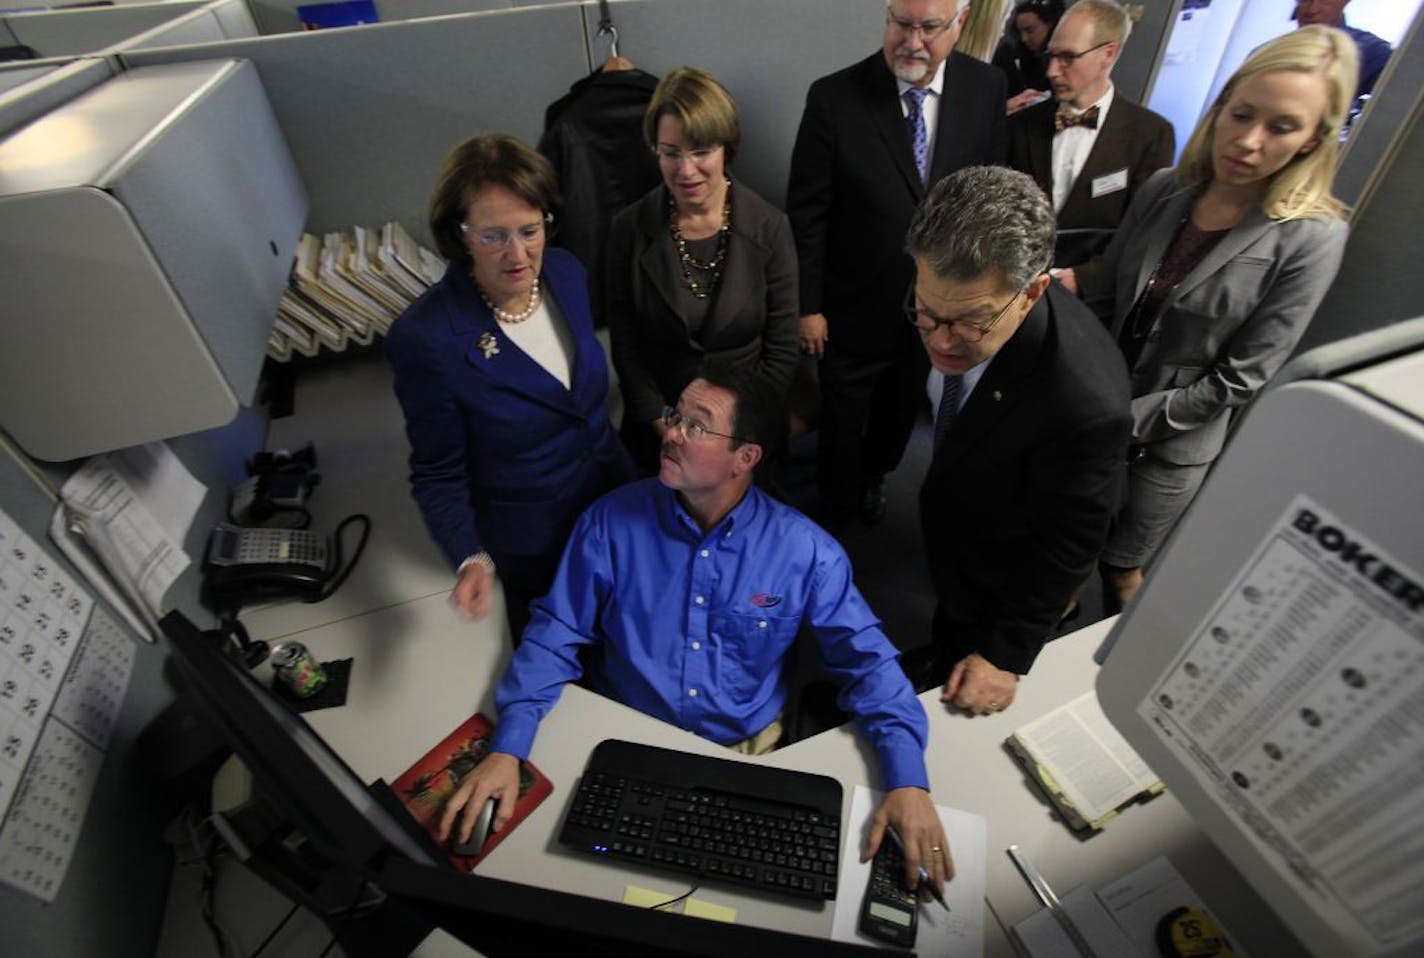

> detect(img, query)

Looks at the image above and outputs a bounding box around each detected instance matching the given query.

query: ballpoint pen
[884,824,951,912]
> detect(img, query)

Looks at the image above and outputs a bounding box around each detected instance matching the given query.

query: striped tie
[934,373,962,454]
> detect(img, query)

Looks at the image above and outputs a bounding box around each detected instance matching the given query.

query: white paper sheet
[831,785,987,953]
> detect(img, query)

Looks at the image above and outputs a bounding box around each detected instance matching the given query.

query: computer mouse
[452,797,497,857]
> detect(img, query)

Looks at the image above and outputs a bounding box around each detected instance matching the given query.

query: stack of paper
[267,222,444,361]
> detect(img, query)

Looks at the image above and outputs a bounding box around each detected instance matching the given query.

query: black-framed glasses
[661,406,752,444]
[903,284,1023,342]
[885,12,955,40]
[1043,40,1112,66]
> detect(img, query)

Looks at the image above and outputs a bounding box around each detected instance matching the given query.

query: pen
[884,824,951,912]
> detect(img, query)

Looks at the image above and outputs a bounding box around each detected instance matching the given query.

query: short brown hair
[643,66,741,163]
[427,134,561,264]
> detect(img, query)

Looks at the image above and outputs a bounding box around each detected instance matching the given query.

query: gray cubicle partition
[108,0,256,51]
[1294,10,1424,356]
[2,2,206,58]
[119,0,888,236]
[0,56,115,137]
[121,5,590,236]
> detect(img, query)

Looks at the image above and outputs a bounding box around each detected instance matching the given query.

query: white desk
[262,593,1303,956]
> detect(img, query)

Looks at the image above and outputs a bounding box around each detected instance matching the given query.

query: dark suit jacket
[1008,92,1174,243]
[386,248,633,594]
[788,51,1007,359]
[605,179,799,427]
[920,284,1131,674]
[1082,169,1349,467]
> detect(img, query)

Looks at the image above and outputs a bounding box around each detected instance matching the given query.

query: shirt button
[758,620,767,629]
[695,595,705,605]
[688,688,698,697]
[691,641,701,651]
[700,549,710,558]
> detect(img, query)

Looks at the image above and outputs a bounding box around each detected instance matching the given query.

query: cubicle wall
[121,0,882,236]
[2,2,207,57]
[0,56,115,136]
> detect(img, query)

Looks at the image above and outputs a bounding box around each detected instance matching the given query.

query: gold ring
[931,845,942,853]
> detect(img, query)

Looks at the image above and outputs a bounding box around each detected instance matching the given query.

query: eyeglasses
[903,284,1024,342]
[661,405,750,444]
[1043,40,1112,66]
[654,145,723,165]
[460,221,545,250]
[885,13,956,40]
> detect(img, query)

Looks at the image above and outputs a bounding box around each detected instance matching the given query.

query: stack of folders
[267,222,445,361]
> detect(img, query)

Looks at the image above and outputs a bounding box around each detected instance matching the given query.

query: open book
[1006,691,1163,831]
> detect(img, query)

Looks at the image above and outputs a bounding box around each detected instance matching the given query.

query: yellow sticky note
[684,898,737,923]
[624,885,679,911]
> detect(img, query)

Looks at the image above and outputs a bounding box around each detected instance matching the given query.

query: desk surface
[265,592,1300,956]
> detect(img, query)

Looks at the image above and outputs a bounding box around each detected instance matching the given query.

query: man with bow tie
[1007,0,1173,267]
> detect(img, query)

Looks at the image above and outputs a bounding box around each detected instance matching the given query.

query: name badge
[1091,168,1129,198]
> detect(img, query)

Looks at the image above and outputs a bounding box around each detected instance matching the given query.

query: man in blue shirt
[439,364,953,893]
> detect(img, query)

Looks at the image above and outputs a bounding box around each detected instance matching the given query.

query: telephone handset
[204,523,335,605]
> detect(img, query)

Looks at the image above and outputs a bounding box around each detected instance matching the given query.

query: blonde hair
[955,0,1011,62]
[1066,0,1131,50]
[1177,25,1357,221]
[643,66,741,162]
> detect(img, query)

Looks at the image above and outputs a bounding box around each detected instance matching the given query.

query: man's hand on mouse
[438,751,521,845]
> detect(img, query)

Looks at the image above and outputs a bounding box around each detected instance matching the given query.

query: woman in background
[1069,27,1356,611]
[605,66,798,472]
[955,0,1013,63]
[994,0,1065,114]
[387,134,633,636]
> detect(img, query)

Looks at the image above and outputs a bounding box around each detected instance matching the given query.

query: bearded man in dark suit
[788,0,1007,526]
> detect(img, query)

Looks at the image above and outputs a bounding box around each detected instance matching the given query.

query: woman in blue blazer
[1072,27,1357,611]
[386,135,633,633]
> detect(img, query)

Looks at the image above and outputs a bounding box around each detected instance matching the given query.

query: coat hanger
[596,1,634,71]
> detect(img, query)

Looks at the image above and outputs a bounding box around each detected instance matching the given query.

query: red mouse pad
[391,712,553,870]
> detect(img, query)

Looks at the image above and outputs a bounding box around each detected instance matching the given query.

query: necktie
[904,88,930,185]
[934,373,962,454]
[1054,104,1100,132]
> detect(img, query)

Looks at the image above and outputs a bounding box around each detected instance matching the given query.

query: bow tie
[1054,104,1100,132]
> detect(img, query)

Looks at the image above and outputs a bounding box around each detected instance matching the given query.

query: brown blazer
[1009,92,1174,238]
[605,179,799,427]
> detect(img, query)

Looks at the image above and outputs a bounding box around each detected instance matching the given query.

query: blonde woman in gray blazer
[1070,26,1358,611]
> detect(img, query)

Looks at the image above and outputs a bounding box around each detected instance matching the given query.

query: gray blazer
[1085,169,1348,466]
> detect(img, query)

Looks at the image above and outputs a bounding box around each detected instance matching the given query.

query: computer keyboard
[558,739,843,901]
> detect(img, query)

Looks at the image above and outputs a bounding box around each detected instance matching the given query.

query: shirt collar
[896,59,946,99]
[659,481,762,542]
[1060,82,1115,119]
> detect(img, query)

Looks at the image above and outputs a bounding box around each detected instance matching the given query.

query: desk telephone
[204,524,335,604]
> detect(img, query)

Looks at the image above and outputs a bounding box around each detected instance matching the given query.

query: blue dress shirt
[489,479,930,790]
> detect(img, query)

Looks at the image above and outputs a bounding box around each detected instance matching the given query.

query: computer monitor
[159,611,890,958]
[1095,338,1424,958]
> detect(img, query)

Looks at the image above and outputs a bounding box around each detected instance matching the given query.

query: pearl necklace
[477,277,542,324]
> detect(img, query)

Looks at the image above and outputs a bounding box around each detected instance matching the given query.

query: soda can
[271,641,327,698]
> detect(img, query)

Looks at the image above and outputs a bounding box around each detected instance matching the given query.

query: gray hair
[906,166,1055,290]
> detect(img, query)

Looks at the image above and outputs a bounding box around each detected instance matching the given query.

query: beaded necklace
[668,178,732,300]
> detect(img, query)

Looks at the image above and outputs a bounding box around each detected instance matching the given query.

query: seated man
[439,364,952,892]
[906,166,1131,714]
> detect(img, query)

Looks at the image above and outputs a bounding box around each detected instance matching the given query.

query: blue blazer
[386,247,633,595]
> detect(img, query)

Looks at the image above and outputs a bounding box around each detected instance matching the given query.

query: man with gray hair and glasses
[900,166,1130,715]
